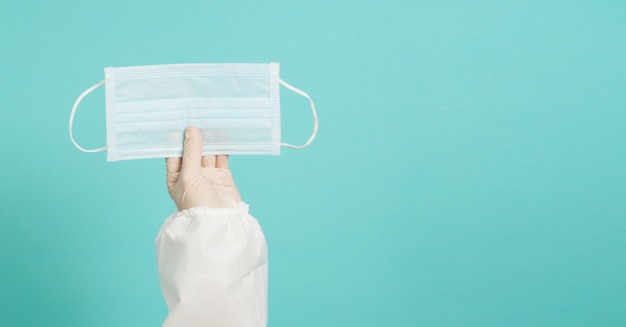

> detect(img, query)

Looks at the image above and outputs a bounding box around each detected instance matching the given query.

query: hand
[165,126,242,210]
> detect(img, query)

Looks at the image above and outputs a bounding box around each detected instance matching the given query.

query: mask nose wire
[279,79,319,149]
[69,80,107,152]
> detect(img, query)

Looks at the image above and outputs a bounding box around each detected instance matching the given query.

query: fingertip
[185,126,200,136]
[215,155,230,169]
[182,126,203,170]
[202,155,217,168]
[183,126,202,150]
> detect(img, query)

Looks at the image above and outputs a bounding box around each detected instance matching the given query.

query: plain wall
[1,1,625,326]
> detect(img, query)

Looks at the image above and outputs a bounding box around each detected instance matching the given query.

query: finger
[215,155,230,169]
[165,157,182,190]
[202,155,217,168]
[181,126,203,174]
[165,157,182,175]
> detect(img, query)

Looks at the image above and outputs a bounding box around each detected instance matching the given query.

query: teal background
[1,1,625,326]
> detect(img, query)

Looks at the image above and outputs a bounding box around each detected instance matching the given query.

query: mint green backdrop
[1,1,625,326]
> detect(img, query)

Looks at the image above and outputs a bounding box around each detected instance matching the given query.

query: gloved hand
[165,126,242,210]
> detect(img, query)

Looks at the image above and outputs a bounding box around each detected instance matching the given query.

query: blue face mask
[69,62,318,161]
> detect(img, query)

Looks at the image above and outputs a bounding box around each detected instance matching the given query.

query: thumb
[181,126,203,174]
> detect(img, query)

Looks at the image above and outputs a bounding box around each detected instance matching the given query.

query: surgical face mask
[69,62,318,161]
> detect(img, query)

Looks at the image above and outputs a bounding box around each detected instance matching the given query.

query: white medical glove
[165,126,242,210]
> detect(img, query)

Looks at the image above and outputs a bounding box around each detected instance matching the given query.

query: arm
[156,127,268,327]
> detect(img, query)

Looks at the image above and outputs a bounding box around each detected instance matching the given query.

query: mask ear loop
[69,80,107,152]
[279,79,319,149]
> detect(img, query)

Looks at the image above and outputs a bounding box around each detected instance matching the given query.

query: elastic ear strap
[69,80,107,153]
[279,79,319,149]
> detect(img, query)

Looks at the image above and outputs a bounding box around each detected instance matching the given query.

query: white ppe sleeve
[155,203,268,327]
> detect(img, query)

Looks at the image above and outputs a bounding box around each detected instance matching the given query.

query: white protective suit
[155,203,268,327]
